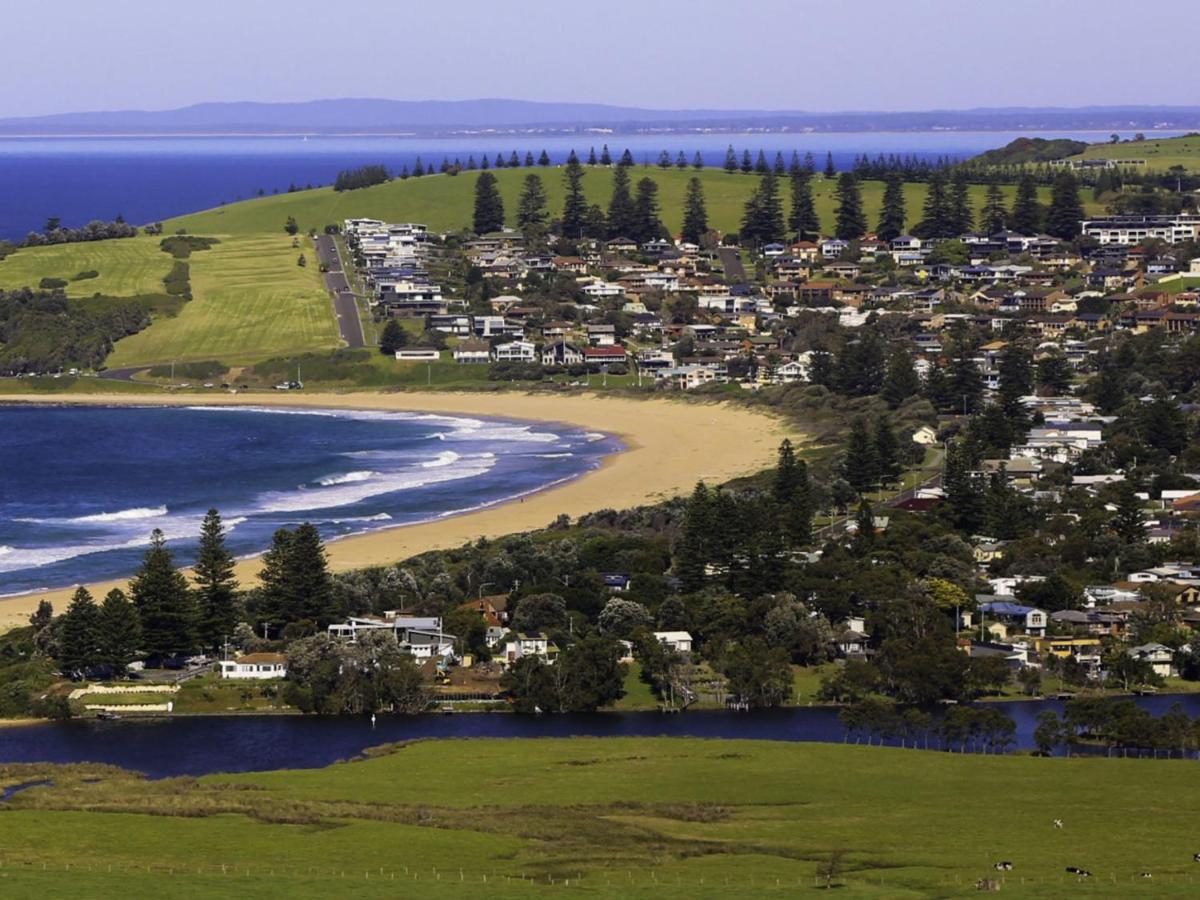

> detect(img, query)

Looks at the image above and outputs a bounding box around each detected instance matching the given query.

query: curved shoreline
[0,391,794,629]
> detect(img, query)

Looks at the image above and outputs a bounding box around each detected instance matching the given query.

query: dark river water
[4,695,1200,778]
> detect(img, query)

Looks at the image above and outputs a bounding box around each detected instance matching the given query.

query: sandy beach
[0,391,795,630]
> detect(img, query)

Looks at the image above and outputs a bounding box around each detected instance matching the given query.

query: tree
[511,593,568,633]
[833,173,867,240]
[1009,173,1042,234]
[763,600,832,665]
[1110,481,1146,545]
[1033,710,1062,755]
[598,598,652,638]
[538,149,550,167]
[692,151,704,169]
[632,177,663,244]
[947,172,973,236]
[558,636,625,711]
[723,145,737,173]
[676,151,688,169]
[980,183,1007,233]
[1044,170,1084,240]
[949,337,984,414]
[516,173,548,242]
[379,318,408,355]
[606,164,637,238]
[789,171,820,240]
[881,346,920,408]
[722,638,793,707]
[194,509,239,651]
[842,419,879,494]
[876,173,907,242]
[618,148,634,167]
[284,216,299,236]
[741,171,784,246]
[600,144,612,166]
[560,155,588,237]
[916,170,951,238]
[874,418,903,487]
[676,482,714,593]
[657,150,671,169]
[681,176,709,245]
[131,529,196,658]
[99,588,141,673]
[257,524,334,630]
[741,149,753,174]
[1036,351,1072,395]
[57,587,103,675]
[996,343,1034,417]
[824,151,836,177]
[472,172,505,234]
[773,439,813,546]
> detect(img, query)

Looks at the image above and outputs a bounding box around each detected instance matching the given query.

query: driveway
[316,235,366,349]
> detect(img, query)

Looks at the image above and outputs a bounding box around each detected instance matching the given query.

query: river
[4,695,1200,778]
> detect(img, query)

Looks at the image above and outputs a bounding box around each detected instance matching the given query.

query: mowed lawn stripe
[106,234,339,367]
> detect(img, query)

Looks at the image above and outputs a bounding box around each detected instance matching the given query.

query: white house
[502,632,559,666]
[1126,643,1178,678]
[394,347,440,362]
[653,631,693,653]
[493,340,536,363]
[219,653,287,680]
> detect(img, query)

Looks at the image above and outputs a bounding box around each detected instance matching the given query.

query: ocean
[0,130,1176,241]
[0,404,618,595]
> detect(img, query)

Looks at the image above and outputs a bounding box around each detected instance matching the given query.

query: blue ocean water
[0,131,1177,241]
[0,404,618,595]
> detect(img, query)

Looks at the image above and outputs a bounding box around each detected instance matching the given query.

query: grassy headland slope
[1,738,1197,897]
[1070,134,1200,171]
[105,233,338,366]
[168,167,1073,237]
[0,235,172,298]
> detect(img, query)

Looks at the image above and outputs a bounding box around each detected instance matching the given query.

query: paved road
[717,247,747,283]
[316,235,366,349]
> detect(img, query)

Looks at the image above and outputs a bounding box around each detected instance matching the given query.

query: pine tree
[803,152,816,174]
[379,318,407,355]
[619,148,634,167]
[852,499,875,554]
[789,171,820,240]
[606,164,637,238]
[943,442,985,534]
[194,509,238,651]
[516,173,548,242]
[996,344,1033,417]
[924,361,952,411]
[773,439,813,546]
[1111,481,1146,544]
[881,346,920,408]
[773,151,786,175]
[949,337,984,415]
[131,528,196,658]
[833,173,867,240]
[692,151,704,169]
[824,151,836,177]
[538,149,551,166]
[723,145,738,173]
[508,151,520,168]
[917,170,951,238]
[874,419,903,487]
[58,587,103,675]
[681,176,709,245]
[754,149,769,174]
[842,419,879,495]
[1009,172,1042,234]
[472,171,505,234]
[980,183,1007,233]
[600,144,612,166]
[657,150,672,169]
[493,153,504,169]
[741,149,753,174]
[876,173,907,242]
[1044,171,1084,240]
[948,172,973,235]
[99,588,141,673]
[524,151,534,167]
[257,523,334,630]
[632,177,663,244]
[676,150,688,169]
[587,146,597,165]
[676,483,713,593]
[560,155,588,238]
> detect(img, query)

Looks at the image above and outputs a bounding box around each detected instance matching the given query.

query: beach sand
[0,391,795,630]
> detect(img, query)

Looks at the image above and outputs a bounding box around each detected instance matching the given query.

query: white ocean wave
[0,545,12,557]
[536,453,574,458]
[17,505,169,526]
[324,513,393,524]
[253,454,496,515]
[421,451,460,468]
[316,470,376,486]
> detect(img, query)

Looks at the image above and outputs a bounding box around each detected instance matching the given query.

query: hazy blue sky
[5,0,1195,117]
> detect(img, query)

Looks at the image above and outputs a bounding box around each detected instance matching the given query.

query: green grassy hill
[168,166,1079,238]
[0,235,172,298]
[1071,134,1200,171]
[2,737,1198,897]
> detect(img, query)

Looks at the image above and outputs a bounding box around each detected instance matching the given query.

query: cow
[992,862,1013,871]
[1053,819,1064,829]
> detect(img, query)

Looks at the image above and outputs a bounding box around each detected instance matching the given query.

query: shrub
[38,277,68,290]
[71,270,99,281]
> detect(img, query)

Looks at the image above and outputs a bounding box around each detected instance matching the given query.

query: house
[911,425,938,446]
[653,631,694,654]
[492,340,536,363]
[978,600,1048,636]
[586,324,617,346]
[219,653,287,680]
[602,573,632,592]
[452,340,492,364]
[394,347,441,362]
[327,614,456,659]
[502,632,559,666]
[542,340,584,366]
[1125,643,1178,678]
[583,345,627,366]
[833,616,870,658]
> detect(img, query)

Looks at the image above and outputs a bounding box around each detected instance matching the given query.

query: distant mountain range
[3,99,1200,136]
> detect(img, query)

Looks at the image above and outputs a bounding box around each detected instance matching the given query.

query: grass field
[1,737,1198,897]
[0,236,172,297]
[105,234,339,367]
[1073,135,1200,172]
[167,167,1089,238]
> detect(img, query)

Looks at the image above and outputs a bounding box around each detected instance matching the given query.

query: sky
[4,0,1196,118]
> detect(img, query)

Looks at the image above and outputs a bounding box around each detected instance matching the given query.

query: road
[316,235,366,349]
[717,247,747,283]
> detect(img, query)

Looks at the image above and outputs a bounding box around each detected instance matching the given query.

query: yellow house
[1034,636,1102,659]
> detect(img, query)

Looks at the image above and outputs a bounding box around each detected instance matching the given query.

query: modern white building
[219,653,287,680]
